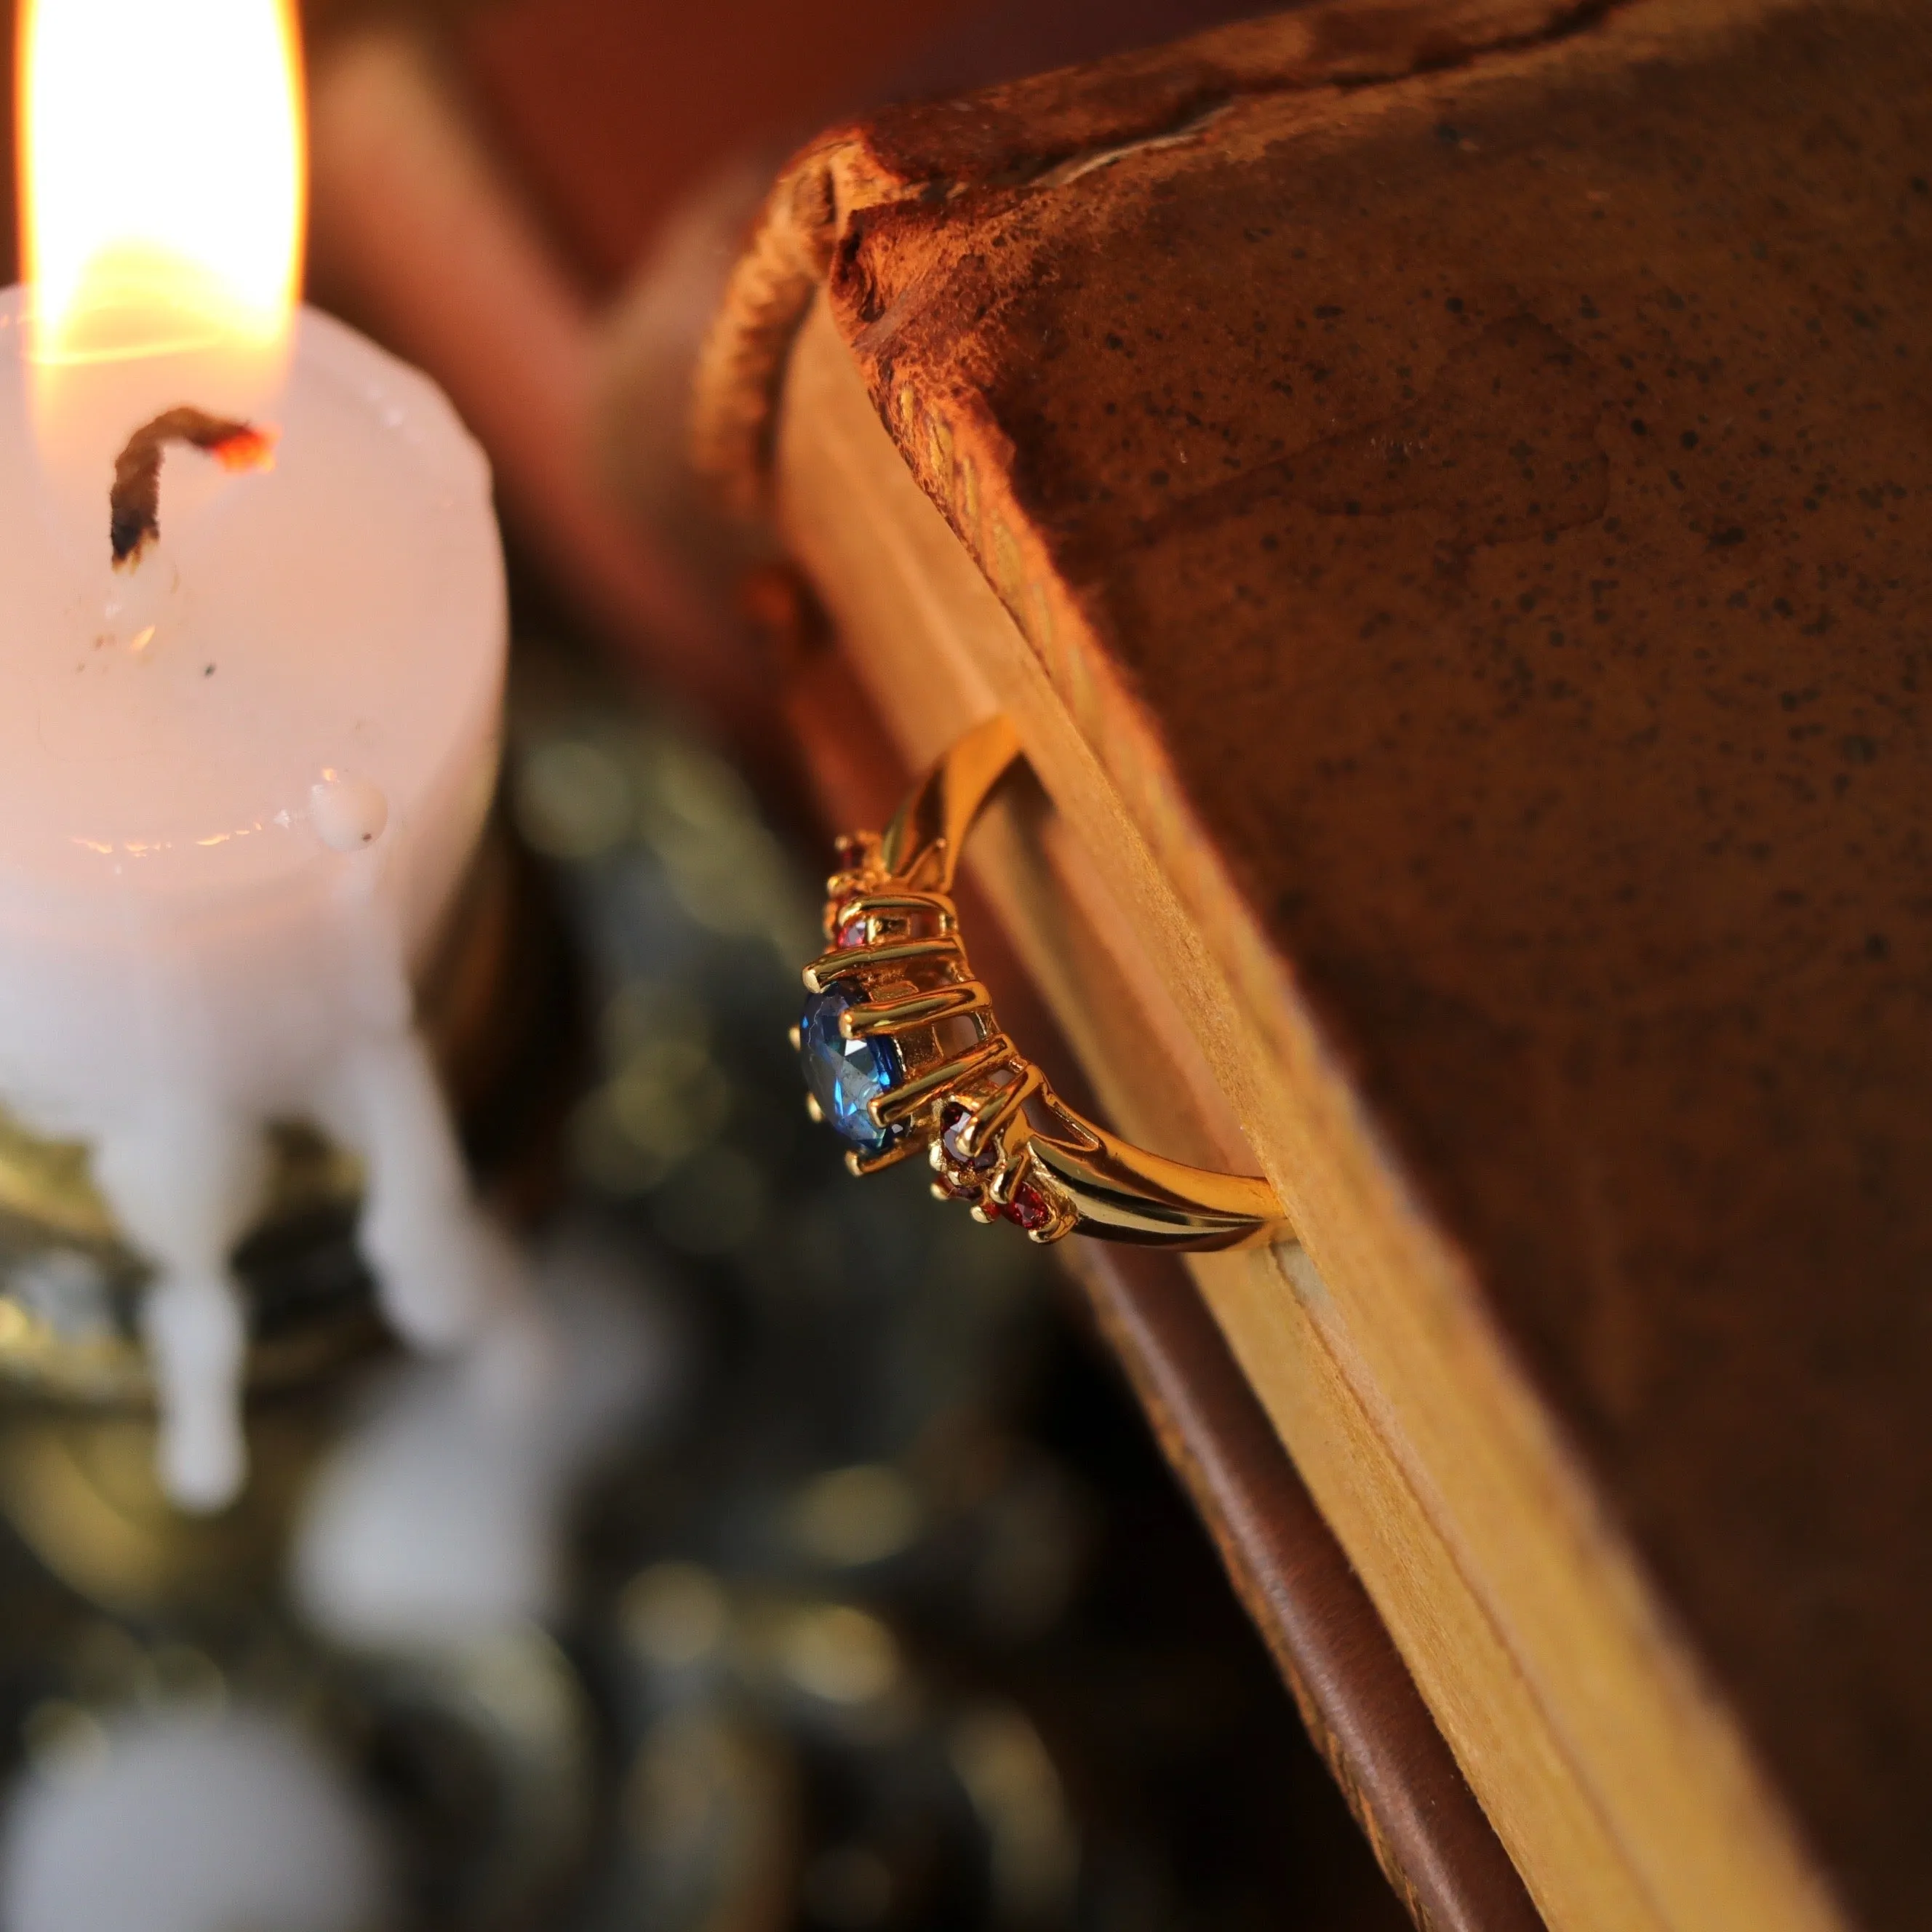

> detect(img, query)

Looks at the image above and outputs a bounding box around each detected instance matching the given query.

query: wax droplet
[311,777,388,852]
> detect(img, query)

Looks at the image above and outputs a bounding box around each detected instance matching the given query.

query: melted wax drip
[85,783,531,1512]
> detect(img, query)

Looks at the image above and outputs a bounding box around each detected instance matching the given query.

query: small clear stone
[939,1101,988,1170]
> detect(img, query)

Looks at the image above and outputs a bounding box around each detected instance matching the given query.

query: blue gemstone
[800,981,902,1152]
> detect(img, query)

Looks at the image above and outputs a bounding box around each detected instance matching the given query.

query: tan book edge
[770,288,1840,1932]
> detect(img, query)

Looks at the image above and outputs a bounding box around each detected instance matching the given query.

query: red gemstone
[1000,1181,1053,1232]
[834,911,868,949]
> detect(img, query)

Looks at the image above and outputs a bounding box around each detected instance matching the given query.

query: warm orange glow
[19,0,305,364]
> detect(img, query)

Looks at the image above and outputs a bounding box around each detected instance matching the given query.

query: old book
[692,2,1932,1928]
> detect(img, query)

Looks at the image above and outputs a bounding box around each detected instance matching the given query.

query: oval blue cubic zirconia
[800,981,902,1153]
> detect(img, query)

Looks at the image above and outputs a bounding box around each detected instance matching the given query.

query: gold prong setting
[927,1088,1075,1243]
[795,834,1072,1236]
[793,720,1288,1253]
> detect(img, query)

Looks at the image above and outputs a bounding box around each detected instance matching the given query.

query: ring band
[793,716,1288,1250]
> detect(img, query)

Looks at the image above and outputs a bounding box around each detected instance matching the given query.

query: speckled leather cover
[695,4,1932,1922]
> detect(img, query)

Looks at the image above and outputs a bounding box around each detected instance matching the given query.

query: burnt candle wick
[110,405,276,567]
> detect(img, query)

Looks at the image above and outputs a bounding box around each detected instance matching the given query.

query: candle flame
[19,0,305,365]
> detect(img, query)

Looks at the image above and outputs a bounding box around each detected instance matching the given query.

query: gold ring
[792,717,1288,1250]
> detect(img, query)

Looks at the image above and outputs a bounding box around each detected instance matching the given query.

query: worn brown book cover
[692,2,1932,1928]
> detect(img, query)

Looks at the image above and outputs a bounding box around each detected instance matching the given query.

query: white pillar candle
[0,0,526,1509]
[0,298,519,1509]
